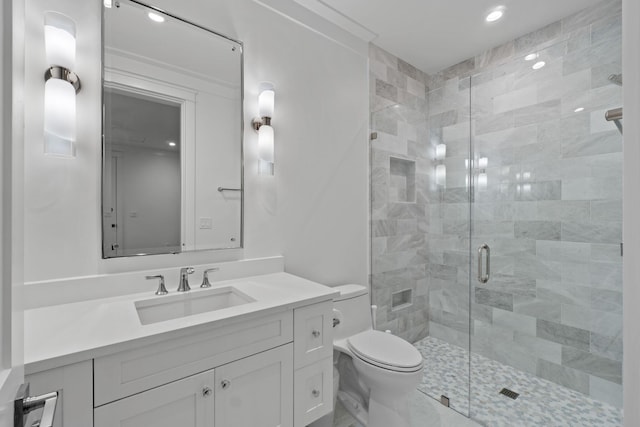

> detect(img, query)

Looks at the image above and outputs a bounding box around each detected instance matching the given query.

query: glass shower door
[416,75,473,416]
[468,34,623,424]
[369,71,473,416]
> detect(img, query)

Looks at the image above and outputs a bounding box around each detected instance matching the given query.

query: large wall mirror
[102,0,243,258]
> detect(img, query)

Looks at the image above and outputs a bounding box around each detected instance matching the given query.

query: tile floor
[333,389,480,427]
[414,336,623,426]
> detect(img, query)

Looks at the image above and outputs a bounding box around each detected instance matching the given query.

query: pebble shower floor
[414,337,622,426]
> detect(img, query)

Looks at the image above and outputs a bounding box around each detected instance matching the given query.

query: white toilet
[332,284,424,427]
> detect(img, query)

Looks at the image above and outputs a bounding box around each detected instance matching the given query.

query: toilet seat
[347,330,423,373]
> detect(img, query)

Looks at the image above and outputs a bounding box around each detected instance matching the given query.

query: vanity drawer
[94,310,293,406]
[294,357,333,427]
[293,301,333,369]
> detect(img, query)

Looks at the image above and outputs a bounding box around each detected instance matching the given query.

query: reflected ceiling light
[574,107,585,113]
[44,12,81,158]
[524,53,538,61]
[435,144,446,161]
[167,141,176,147]
[148,12,165,23]
[532,61,546,70]
[485,7,505,22]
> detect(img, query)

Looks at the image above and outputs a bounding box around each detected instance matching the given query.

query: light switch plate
[199,217,213,229]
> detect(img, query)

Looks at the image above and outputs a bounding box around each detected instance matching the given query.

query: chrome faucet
[177,267,195,292]
[201,268,220,288]
[146,274,168,295]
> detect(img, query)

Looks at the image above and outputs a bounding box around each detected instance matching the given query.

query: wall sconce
[252,82,275,175]
[44,12,81,158]
[435,164,446,187]
[477,157,488,191]
[435,144,446,161]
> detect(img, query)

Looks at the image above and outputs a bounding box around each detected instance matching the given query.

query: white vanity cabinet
[214,344,293,427]
[94,344,293,427]
[94,369,215,427]
[293,301,334,426]
[25,287,336,427]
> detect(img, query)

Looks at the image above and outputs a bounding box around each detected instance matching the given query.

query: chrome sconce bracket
[251,116,271,131]
[44,65,81,93]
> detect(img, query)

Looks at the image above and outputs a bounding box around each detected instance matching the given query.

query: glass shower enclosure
[370,2,623,422]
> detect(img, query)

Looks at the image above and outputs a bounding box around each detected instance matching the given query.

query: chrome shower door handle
[477,244,490,284]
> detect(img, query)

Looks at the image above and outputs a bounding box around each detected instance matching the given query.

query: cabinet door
[94,370,215,427]
[26,361,93,427]
[215,344,293,427]
[293,301,333,369]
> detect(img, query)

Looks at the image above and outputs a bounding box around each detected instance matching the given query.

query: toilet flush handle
[332,308,342,328]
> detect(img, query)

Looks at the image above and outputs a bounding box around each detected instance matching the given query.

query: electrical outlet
[199,217,213,229]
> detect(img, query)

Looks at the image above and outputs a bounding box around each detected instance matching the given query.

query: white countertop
[25,272,339,374]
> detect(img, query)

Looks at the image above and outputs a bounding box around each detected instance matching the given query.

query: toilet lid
[347,330,423,372]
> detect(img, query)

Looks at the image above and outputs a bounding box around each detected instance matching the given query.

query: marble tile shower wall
[369,44,432,343]
[427,0,623,408]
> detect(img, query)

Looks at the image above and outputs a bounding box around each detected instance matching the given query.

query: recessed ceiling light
[524,53,538,61]
[574,107,585,113]
[167,141,176,147]
[486,8,505,22]
[532,61,546,70]
[148,12,165,23]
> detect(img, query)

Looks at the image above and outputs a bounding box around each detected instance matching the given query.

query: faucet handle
[201,268,220,288]
[177,267,195,292]
[146,275,168,295]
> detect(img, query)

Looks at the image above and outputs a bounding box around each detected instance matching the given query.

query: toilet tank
[332,284,373,342]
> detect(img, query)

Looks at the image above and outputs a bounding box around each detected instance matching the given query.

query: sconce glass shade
[44,78,76,157]
[435,164,446,186]
[258,82,275,118]
[44,12,78,158]
[435,144,446,160]
[44,12,76,69]
[258,124,274,163]
[478,157,488,169]
[478,172,488,191]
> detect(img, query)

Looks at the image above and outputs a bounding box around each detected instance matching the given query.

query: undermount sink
[135,286,255,325]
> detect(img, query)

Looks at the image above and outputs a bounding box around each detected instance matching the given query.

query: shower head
[608,74,622,86]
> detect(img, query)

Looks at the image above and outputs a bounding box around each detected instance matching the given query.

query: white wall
[1,0,26,392]
[623,0,639,424]
[22,0,369,287]
[1,0,7,370]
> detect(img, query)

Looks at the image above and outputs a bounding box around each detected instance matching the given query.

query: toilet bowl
[332,285,424,427]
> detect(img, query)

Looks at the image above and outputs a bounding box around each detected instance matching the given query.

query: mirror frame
[100,0,245,258]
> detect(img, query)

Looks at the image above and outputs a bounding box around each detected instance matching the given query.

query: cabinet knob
[312,389,320,398]
[312,330,321,338]
[202,387,212,397]
[221,379,231,390]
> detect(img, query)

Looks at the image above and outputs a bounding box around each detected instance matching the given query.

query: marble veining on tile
[370,0,623,415]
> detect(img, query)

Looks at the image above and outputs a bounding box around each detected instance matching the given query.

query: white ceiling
[296,0,604,74]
